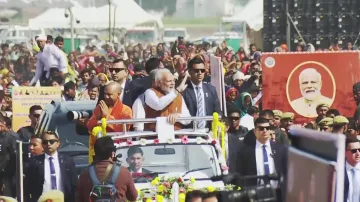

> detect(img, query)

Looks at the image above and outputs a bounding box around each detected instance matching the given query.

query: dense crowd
[0,33,359,202]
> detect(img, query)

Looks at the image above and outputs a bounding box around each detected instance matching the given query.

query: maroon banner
[261,51,360,122]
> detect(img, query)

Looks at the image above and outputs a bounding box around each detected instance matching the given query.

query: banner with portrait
[261,52,360,122]
[12,86,62,132]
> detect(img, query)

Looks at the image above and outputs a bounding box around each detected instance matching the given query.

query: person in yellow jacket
[54,36,78,83]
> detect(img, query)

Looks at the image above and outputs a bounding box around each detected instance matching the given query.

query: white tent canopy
[221,0,263,31]
[0,0,80,8]
[29,7,99,29]
[28,0,163,29]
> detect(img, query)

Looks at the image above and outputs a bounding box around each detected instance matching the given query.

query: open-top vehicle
[92,115,230,201]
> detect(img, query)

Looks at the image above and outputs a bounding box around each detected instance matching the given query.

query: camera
[67,110,92,121]
[64,11,69,18]
[211,174,279,202]
[218,184,277,202]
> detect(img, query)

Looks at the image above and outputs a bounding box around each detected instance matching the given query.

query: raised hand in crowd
[176,74,189,93]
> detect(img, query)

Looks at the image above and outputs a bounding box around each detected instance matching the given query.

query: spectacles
[320,127,329,131]
[348,148,360,154]
[42,139,58,145]
[229,117,240,121]
[109,68,126,73]
[192,69,205,73]
[257,126,270,131]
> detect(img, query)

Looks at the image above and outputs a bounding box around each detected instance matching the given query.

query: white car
[96,116,229,202]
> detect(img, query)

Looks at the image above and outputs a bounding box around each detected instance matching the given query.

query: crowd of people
[0,31,359,202]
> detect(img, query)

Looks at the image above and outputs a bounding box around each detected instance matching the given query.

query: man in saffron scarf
[87,82,132,163]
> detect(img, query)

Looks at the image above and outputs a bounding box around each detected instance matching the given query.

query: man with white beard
[142,68,191,131]
[290,68,333,117]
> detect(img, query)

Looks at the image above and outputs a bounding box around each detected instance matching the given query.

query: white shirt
[132,94,146,131]
[10,80,19,87]
[255,140,276,185]
[120,80,126,102]
[30,44,68,85]
[240,114,255,130]
[43,152,64,194]
[191,81,206,116]
[346,161,360,202]
[133,89,191,130]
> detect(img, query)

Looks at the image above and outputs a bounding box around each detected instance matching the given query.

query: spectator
[76,136,138,202]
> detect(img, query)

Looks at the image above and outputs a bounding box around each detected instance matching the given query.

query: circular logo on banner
[286,61,336,118]
[264,57,276,68]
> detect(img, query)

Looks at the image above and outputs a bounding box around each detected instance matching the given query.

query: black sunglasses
[109,68,126,73]
[257,126,270,131]
[192,69,205,73]
[229,117,240,121]
[33,114,41,118]
[348,148,360,154]
[42,139,58,145]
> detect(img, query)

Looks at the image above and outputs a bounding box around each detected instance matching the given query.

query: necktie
[352,168,360,202]
[196,86,205,129]
[49,157,57,190]
[262,145,270,175]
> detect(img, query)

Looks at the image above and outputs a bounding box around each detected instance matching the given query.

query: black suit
[24,153,77,202]
[227,127,248,173]
[181,81,221,127]
[236,142,287,202]
[128,76,152,106]
[98,81,132,107]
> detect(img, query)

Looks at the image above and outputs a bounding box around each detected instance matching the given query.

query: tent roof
[29,0,162,29]
[0,0,80,8]
[221,0,263,31]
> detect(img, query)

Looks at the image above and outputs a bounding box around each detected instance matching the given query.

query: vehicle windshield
[116,143,220,182]
[37,113,89,153]
[126,30,154,43]
[164,30,185,38]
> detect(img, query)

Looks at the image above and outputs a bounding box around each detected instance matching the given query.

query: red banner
[261,52,360,122]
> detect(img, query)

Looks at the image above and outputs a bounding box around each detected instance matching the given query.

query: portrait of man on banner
[289,68,334,117]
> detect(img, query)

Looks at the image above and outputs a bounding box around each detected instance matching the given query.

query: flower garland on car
[135,176,237,202]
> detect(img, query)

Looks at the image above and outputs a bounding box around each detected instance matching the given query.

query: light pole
[108,0,112,42]
[69,7,75,51]
[65,8,75,51]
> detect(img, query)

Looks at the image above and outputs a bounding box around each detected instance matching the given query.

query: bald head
[104,82,122,106]
[105,81,122,94]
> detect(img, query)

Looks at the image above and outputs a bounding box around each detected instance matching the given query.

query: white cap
[232,71,251,81]
[232,71,245,81]
[36,34,47,41]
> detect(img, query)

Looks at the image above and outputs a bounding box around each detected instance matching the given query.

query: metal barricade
[96,116,218,135]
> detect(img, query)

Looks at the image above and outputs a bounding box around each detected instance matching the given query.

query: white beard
[301,89,320,101]
[161,87,175,95]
